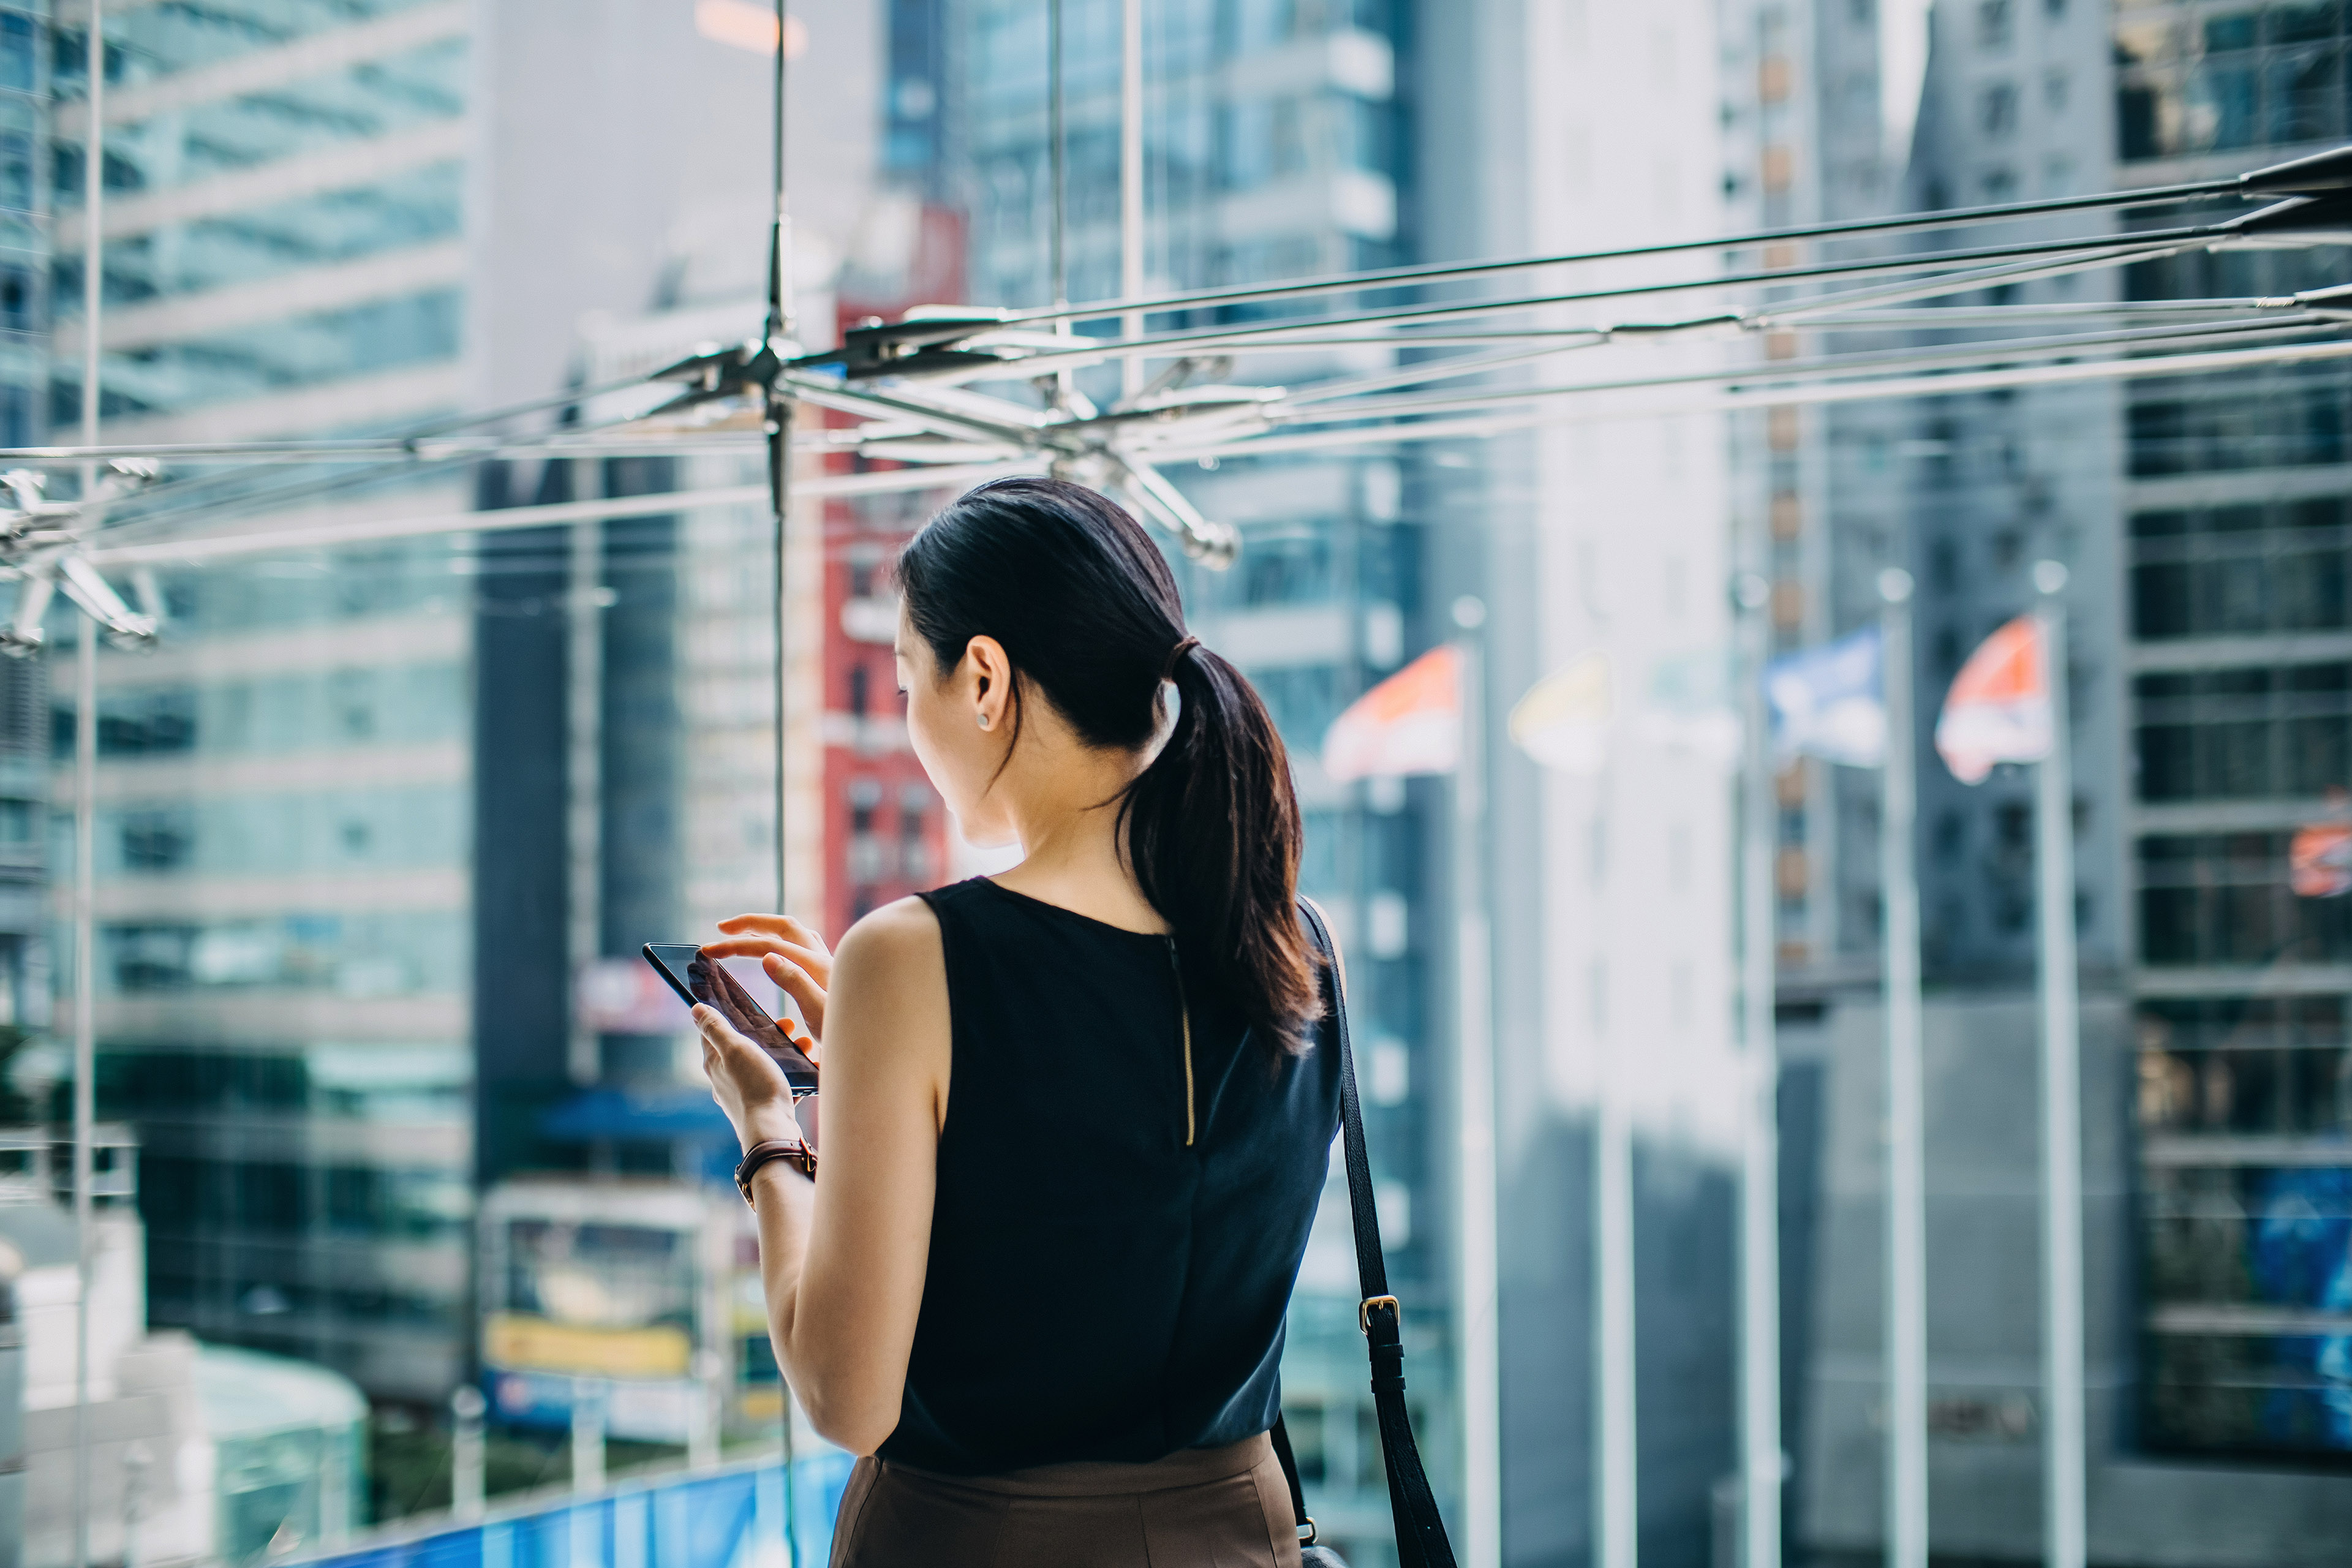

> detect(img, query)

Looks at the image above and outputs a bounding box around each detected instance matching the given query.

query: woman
[693,477,1343,1567]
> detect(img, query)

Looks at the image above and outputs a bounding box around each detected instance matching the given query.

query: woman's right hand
[703,913,834,1046]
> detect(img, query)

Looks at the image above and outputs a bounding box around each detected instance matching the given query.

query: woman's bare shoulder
[832,895,944,977]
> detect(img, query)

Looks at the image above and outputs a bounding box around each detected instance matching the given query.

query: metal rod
[767,0,796,928]
[1047,0,1066,311]
[979,176,2253,331]
[1267,314,2335,428]
[565,487,601,1088]
[766,0,789,345]
[1177,328,2352,458]
[940,228,2209,375]
[1880,572,1928,1568]
[71,5,105,1565]
[1738,572,1782,1568]
[1120,0,1144,401]
[770,6,799,1555]
[70,625,96,1568]
[771,398,794,919]
[2034,566,2087,1568]
[89,466,1051,567]
[48,370,661,541]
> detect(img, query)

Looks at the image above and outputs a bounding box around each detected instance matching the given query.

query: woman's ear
[963,635,1013,733]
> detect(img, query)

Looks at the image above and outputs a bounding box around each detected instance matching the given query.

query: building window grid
[2134,663,2352,802]
[2129,502,2352,639]
[2117,2,2352,160]
[2116,7,2352,1455]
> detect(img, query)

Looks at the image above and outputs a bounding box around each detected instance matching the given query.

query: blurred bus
[477,1178,782,1442]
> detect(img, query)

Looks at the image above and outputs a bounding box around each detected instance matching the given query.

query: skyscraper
[1768,0,2352,1561]
[61,0,480,1403]
[59,1,793,1409]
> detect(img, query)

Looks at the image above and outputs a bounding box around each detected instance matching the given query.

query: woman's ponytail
[895,477,1321,1057]
[1125,638,1319,1054]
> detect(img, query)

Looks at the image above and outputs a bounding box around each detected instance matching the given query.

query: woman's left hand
[703,913,834,1043]
[696,1002,805,1153]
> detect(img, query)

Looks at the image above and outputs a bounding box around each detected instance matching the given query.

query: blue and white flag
[1766,624,1887,767]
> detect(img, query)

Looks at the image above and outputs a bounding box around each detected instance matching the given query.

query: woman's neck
[988,739,1167,935]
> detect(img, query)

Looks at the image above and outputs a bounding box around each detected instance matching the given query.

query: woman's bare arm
[696,896,949,1455]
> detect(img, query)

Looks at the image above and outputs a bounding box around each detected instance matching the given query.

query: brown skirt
[827,1431,1303,1568]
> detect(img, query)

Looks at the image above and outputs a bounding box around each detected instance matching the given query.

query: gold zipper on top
[1166,937,1196,1147]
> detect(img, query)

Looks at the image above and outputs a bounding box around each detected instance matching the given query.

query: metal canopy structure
[11,141,2352,585]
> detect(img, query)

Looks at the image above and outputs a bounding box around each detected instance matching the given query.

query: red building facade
[815,207,966,939]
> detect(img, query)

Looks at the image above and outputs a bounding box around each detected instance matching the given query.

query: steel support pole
[570,1377,606,1494]
[1047,0,1066,312]
[1737,574,1781,1568]
[70,614,95,1568]
[451,1387,486,1521]
[70,7,105,1566]
[1120,0,1145,401]
[2032,563,2086,1568]
[767,8,801,1558]
[565,500,601,1087]
[1879,570,1928,1568]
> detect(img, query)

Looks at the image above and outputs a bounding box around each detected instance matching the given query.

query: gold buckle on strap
[1359,1294,1400,1335]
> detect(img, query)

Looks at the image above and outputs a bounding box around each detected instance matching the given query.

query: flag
[1638,650,1742,767]
[1324,643,1463,781]
[2292,823,2352,897]
[1934,614,2052,785]
[1507,651,1612,775]
[1766,625,1886,767]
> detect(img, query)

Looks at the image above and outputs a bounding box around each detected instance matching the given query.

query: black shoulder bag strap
[1273,899,1459,1568]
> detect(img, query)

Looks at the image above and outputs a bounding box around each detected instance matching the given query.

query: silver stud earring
[977,712,991,729]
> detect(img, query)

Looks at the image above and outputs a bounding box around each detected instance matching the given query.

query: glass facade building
[2114,0,2352,1461]
[56,1,478,1401]
[1746,0,2352,1557]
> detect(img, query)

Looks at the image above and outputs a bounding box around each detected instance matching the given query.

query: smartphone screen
[642,942,820,1094]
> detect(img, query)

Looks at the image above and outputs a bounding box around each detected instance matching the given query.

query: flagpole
[1736,573,1782,1568]
[1878,569,1928,1568]
[2032,560,2086,1568]
[1452,605,1502,1568]
[1596,952,1635,1568]
[1594,647,1635,1568]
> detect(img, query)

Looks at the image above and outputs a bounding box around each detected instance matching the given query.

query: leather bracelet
[735,1137,816,1206]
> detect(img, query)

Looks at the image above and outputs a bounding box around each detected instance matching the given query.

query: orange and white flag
[2292,823,2352,897]
[1934,614,2052,785]
[1323,644,1463,782]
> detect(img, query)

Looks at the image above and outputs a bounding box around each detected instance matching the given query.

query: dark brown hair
[895,476,1319,1053]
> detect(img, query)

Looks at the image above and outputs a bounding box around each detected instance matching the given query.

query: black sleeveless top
[878,877,1341,1474]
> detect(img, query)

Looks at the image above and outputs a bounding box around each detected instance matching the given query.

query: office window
[2138,995,2352,1456]
[2134,664,2352,802]
[2130,500,2351,639]
[1981,81,2019,137]
[2138,832,2352,967]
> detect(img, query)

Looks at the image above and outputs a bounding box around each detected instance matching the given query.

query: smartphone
[642,942,821,1094]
